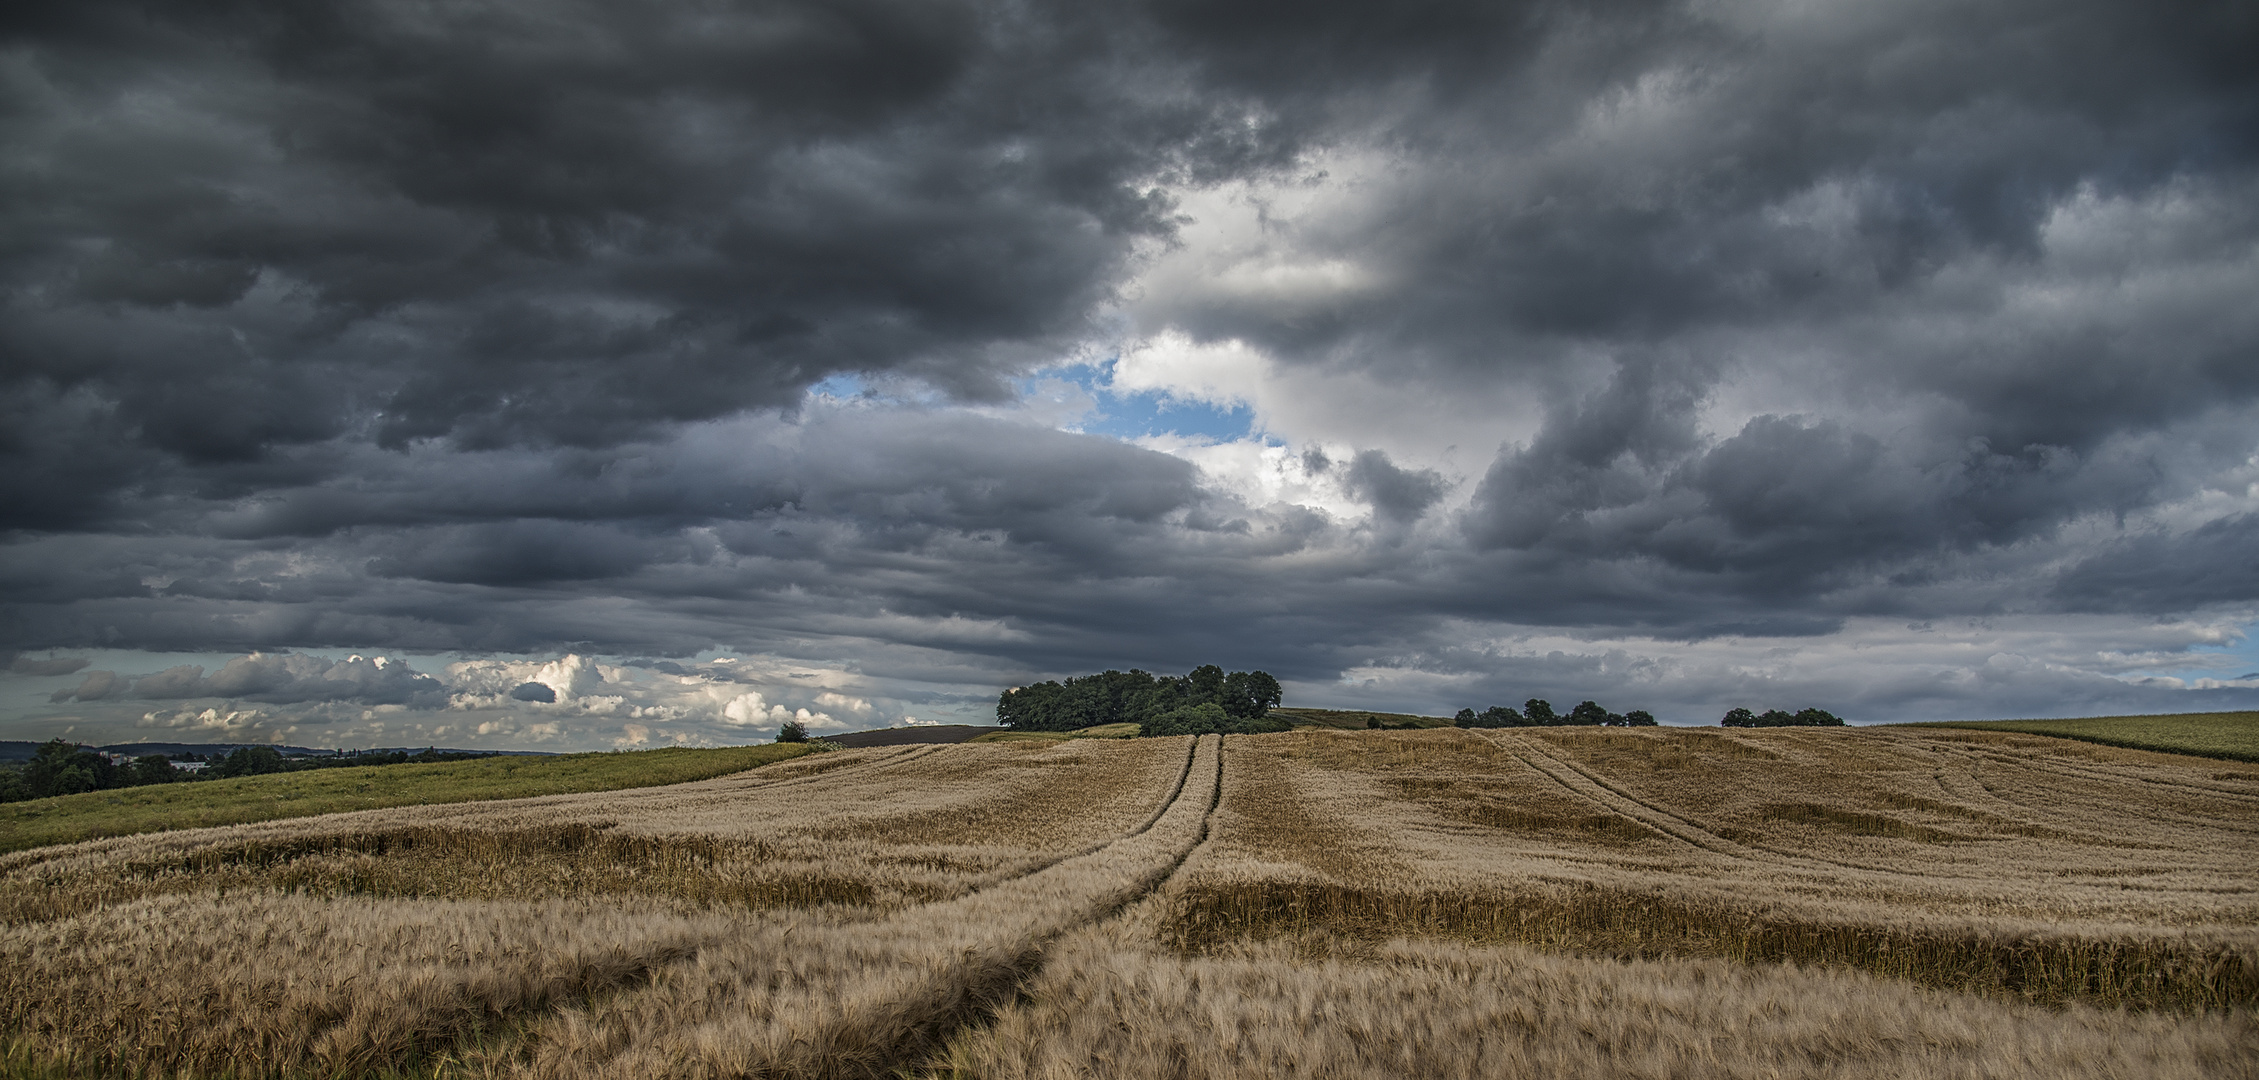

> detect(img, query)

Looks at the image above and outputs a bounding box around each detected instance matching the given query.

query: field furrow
[489,735,1225,1080]
[3,725,2254,1078]
[1492,734,1768,857]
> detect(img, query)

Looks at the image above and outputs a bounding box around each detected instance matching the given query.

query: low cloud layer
[18,649,905,748]
[52,653,447,707]
[5,0,2258,747]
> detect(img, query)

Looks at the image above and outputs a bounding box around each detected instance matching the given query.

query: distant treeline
[1722,707,1845,727]
[1455,699,1657,728]
[0,739,499,803]
[998,666,1285,737]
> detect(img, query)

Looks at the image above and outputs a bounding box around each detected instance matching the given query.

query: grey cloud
[1342,450,1447,524]
[50,653,447,706]
[5,0,2259,741]
[4,652,89,677]
[130,665,212,699]
[51,670,128,702]
[0,406,1227,658]
[1463,358,1708,553]
[509,682,557,703]
[2052,513,2259,611]
[1,0,1285,513]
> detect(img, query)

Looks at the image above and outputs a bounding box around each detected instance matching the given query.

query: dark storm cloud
[0,406,1225,659]
[509,681,557,703]
[49,669,129,702]
[2053,513,2259,611]
[1,0,1289,503]
[4,0,2258,734]
[1,652,89,677]
[49,653,447,706]
[1342,450,1448,525]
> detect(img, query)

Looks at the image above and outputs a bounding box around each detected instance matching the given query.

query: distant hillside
[1269,707,1452,730]
[0,740,551,763]
[0,743,813,853]
[824,725,1000,748]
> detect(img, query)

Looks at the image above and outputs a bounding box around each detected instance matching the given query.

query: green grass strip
[1897,711,2259,763]
[0,743,814,854]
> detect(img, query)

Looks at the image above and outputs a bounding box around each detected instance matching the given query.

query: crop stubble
[1159,728,2258,1009]
[3,726,2255,1078]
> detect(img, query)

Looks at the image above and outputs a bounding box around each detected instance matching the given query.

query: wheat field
[2,726,2254,1078]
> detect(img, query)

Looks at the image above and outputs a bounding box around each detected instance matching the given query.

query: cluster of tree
[0,740,501,802]
[1455,699,1658,728]
[1721,707,1845,727]
[278,747,498,770]
[1138,702,1293,738]
[998,665,1284,734]
[0,740,176,802]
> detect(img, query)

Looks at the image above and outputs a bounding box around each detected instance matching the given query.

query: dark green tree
[1622,710,1658,727]
[776,719,809,743]
[1453,708,1478,728]
[1220,670,1283,719]
[1000,665,1281,732]
[1523,699,1557,725]
[129,754,177,785]
[210,745,285,778]
[21,739,117,797]
[1567,701,1613,726]
[1184,665,1227,707]
[1477,705,1525,728]
[1141,702,1232,737]
[1722,706,1845,727]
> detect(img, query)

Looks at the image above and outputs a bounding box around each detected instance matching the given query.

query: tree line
[0,739,499,803]
[1721,707,1845,727]
[1454,699,1658,728]
[997,665,1286,737]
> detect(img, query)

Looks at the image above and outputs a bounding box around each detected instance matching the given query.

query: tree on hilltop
[1455,699,1655,727]
[1722,706,1846,727]
[998,664,1284,733]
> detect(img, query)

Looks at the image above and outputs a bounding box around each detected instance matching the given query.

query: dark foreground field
[2,726,2253,1078]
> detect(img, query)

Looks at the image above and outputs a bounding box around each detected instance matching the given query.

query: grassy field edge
[0,743,816,855]
[1892,711,2259,763]
[1269,707,1452,730]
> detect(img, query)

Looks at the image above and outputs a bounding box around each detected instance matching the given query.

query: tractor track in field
[522,736,1228,1080]
[1484,732,2031,883]
[1890,736,2259,836]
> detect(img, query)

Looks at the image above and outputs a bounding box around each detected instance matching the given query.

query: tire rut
[513,735,1226,1080]
[1898,737,2259,835]
[1489,735,1777,862]
[1485,733,2017,883]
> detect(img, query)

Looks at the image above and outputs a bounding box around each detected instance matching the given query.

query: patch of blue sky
[808,363,1261,444]
[1022,359,1259,444]
[808,373,882,402]
[2145,619,2259,686]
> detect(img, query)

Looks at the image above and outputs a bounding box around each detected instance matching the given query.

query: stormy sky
[5,0,2257,750]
